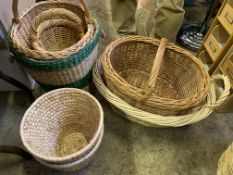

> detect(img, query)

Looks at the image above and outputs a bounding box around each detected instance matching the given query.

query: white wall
[0,0,35,29]
[0,0,35,91]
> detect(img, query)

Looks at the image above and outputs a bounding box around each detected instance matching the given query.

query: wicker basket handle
[30,8,83,32]
[140,38,168,101]
[207,74,231,108]
[12,0,91,24]
[12,0,19,24]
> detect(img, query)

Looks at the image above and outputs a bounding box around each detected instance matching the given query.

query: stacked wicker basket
[9,0,100,91]
[93,36,231,127]
[20,88,104,171]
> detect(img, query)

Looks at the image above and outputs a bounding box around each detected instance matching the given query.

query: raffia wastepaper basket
[20,88,104,169]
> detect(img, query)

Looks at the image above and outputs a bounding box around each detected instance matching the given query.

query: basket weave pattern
[218,142,233,175]
[94,57,231,127]
[9,0,100,90]
[20,88,104,164]
[102,36,210,115]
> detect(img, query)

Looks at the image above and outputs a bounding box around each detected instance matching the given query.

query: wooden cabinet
[197,0,233,75]
[218,0,233,35]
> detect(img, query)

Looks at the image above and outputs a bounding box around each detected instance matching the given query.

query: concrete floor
[0,1,233,175]
[0,90,233,175]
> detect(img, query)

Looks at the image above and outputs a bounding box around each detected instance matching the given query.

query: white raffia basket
[20,88,104,165]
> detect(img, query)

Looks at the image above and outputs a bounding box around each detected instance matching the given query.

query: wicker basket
[217,142,233,175]
[8,0,100,90]
[102,36,211,115]
[36,127,104,172]
[20,88,104,164]
[93,57,231,127]
[31,8,85,53]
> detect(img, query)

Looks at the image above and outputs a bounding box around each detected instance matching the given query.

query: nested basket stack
[8,0,100,91]
[93,35,231,127]
[20,88,104,171]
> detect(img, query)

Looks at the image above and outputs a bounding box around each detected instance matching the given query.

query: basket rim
[93,57,231,127]
[36,126,104,170]
[20,88,104,163]
[10,1,99,60]
[102,35,211,108]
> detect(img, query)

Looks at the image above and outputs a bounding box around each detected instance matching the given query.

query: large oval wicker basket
[102,36,211,115]
[8,0,100,90]
[94,57,231,127]
[217,142,233,175]
[20,88,104,164]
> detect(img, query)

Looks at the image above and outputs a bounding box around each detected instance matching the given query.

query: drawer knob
[209,41,217,53]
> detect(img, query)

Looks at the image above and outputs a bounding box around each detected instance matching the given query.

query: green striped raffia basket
[8,0,100,91]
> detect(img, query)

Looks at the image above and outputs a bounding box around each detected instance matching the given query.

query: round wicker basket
[20,88,104,163]
[11,0,93,60]
[31,8,85,53]
[93,57,230,127]
[102,36,210,115]
[8,0,100,90]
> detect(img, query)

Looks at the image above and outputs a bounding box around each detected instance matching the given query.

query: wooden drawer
[218,0,233,35]
[198,50,213,71]
[204,25,229,61]
[221,52,233,87]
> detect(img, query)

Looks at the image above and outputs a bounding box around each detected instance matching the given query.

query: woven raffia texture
[20,88,104,164]
[93,58,231,127]
[217,142,233,175]
[36,127,104,172]
[102,35,211,115]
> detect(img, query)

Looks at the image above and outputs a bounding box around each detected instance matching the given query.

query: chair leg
[0,71,35,103]
[0,145,32,159]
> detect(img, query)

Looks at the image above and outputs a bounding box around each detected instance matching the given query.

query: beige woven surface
[24,43,98,86]
[36,127,104,172]
[20,88,104,164]
[31,8,85,53]
[93,57,231,127]
[102,35,211,115]
[217,142,233,175]
[11,0,95,60]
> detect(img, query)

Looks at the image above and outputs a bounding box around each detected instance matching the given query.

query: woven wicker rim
[9,19,100,71]
[11,0,96,60]
[36,126,104,171]
[93,58,231,127]
[102,35,210,108]
[20,88,104,163]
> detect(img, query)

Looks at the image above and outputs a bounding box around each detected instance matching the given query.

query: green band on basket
[38,71,92,91]
[8,17,100,72]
